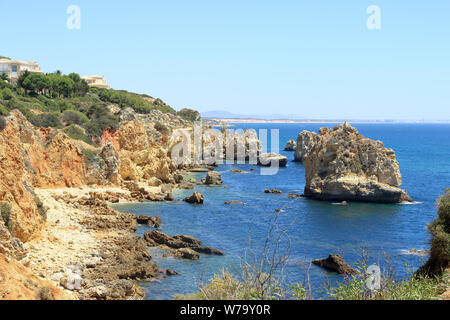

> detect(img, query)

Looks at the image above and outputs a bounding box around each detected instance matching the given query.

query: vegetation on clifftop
[0,70,182,145]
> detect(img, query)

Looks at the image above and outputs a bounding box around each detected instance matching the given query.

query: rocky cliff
[0,107,191,299]
[298,122,411,203]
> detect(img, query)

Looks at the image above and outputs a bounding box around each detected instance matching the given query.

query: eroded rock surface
[301,122,411,203]
[312,254,359,275]
[284,140,297,151]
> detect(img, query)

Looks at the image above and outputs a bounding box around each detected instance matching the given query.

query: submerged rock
[301,122,412,203]
[312,254,359,275]
[224,200,245,205]
[265,189,283,194]
[284,140,297,151]
[231,169,249,174]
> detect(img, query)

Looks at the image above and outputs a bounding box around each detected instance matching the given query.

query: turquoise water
[113,123,450,300]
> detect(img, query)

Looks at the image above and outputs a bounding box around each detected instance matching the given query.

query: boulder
[284,140,297,151]
[202,171,223,185]
[164,193,174,201]
[258,153,288,167]
[312,254,359,275]
[302,122,412,203]
[183,192,204,204]
[166,269,179,276]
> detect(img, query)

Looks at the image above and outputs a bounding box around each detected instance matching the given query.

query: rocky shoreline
[22,181,223,300]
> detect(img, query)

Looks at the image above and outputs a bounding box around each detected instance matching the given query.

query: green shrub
[0,87,14,100]
[97,88,176,114]
[0,202,13,233]
[63,124,91,144]
[419,190,450,276]
[62,109,88,125]
[0,104,9,116]
[33,196,46,220]
[0,115,6,130]
[177,108,201,122]
[154,121,169,134]
[57,100,74,112]
[30,113,61,128]
[82,148,99,162]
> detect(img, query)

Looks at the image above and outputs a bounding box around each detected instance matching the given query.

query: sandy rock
[302,122,412,203]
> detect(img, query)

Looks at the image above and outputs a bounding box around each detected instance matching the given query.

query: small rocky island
[294,122,412,203]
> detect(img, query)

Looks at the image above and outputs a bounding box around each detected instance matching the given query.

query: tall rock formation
[294,130,319,162]
[300,122,412,203]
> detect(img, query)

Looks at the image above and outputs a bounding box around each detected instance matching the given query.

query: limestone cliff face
[102,120,176,184]
[0,111,45,242]
[301,122,412,203]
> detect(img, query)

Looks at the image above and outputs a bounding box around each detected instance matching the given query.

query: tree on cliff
[418,189,450,277]
[177,108,201,122]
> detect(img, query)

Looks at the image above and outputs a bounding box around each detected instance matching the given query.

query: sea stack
[299,122,412,204]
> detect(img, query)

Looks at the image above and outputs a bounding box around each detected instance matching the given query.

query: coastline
[23,185,166,300]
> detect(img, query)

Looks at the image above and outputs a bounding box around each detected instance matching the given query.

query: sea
[112,123,450,299]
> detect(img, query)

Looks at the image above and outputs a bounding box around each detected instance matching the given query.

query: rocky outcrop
[265,189,283,194]
[112,120,176,183]
[294,130,319,162]
[301,122,412,203]
[258,153,288,167]
[284,140,297,151]
[85,143,121,185]
[184,192,204,204]
[136,215,162,228]
[312,254,359,275]
[202,171,223,185]
[143,230,224,258]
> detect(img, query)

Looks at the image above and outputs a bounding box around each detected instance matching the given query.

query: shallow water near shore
[113,123,450,300]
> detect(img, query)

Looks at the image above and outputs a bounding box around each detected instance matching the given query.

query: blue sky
[2,0,449,120]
